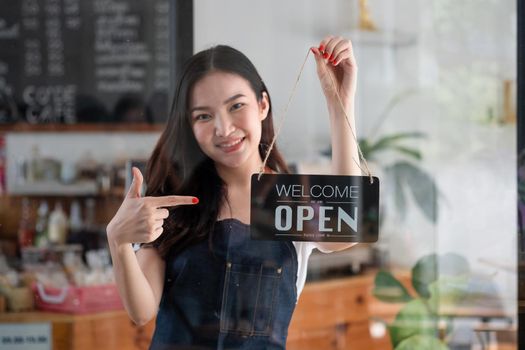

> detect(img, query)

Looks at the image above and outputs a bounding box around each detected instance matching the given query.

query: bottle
[48,202,68,245]
[15,157,27,185]
[66,200,84,247]
[34,201,49,247]
[26,145,42,183]
[69,200,83,233]
[17,198,35,248]
[84,198,96,231]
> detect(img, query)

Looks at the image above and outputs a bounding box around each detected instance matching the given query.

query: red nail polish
[323,52,329,59]
[329,54,334,61]
[192,197,199,204]
[319,45,325,52]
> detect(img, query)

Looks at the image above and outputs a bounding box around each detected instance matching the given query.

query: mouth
[217,137,246,153]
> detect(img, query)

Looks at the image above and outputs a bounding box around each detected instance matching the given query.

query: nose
[214,113,235,137]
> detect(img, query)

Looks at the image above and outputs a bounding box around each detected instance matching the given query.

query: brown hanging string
[258,49,374,183]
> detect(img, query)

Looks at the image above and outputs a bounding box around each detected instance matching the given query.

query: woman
[107,36,360,349]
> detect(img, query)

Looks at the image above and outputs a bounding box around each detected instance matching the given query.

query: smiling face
[189,70,269,173]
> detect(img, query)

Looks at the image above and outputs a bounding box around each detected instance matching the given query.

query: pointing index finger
[147,195,199,208]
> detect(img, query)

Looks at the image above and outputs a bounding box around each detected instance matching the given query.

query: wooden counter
[0,310,155,350]
[0,272,405,350]
[287,272,406,350]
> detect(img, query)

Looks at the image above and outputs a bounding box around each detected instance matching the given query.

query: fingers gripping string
[322,60,374,183]
[257,49,373,183]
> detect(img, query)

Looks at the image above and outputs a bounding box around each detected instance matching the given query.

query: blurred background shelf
[9,181,99,196]
[343,29,417,48]
[0,123,164,133]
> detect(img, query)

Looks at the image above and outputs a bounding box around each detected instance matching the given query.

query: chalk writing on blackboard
[0,0,173,124]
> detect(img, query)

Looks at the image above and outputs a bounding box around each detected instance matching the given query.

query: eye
[193,114,212,122]
[230,102,244,111]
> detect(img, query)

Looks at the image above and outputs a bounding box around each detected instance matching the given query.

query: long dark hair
[145,45,289,258]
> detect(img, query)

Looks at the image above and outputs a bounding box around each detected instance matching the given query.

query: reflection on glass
[0,0,518,349]
[356,0,518,348]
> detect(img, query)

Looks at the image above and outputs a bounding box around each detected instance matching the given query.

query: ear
[259,91,270,121]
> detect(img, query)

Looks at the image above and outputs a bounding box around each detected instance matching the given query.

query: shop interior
[0,0,521,349]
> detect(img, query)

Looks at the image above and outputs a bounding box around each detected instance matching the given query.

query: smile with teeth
[218,137,245,148]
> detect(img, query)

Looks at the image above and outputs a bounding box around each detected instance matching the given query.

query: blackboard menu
[0,0,174,124]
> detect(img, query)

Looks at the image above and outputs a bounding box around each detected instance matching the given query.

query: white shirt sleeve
[292,242,337,301]
[292,241,316,301]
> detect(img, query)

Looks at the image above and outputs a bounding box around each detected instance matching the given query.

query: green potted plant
[358,131,438,223]
[324,91,439,223]
[373,252,471,349]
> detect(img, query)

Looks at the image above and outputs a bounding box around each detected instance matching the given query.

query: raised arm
[311,36,360,252]
[106,167,197,325]
[311,36,360,176]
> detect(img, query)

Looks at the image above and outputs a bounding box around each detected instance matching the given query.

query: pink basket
[33,283,124,314]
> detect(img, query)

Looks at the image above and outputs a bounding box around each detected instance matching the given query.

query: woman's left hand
[311,36,357,111]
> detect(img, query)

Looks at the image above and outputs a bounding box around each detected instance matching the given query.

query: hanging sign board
[250,174,379,242]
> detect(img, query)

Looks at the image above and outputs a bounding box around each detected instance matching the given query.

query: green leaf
[389,161,439,223]
[427,276,471,314]
[373,270,413,303]
[411,253,470,300]
[359,132,426,160]
[390,145,422,160]
[386,165,408,221]
[358,139,372,159]
[412,254,439,299]
[388,299,437,347]
[426,253,471,313]
[395,334,449,350]
[438,253,470,276]
[373,132,426,148]
[382,254,470,349]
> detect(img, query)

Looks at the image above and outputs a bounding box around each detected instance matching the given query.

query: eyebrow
[190,93,246,113]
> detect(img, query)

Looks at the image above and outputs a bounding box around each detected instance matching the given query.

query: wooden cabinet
[286,273,408,350]
[0,272,406,349]
[0,311,155,350]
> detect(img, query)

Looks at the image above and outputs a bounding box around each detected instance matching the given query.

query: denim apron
[150,219,298,350]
